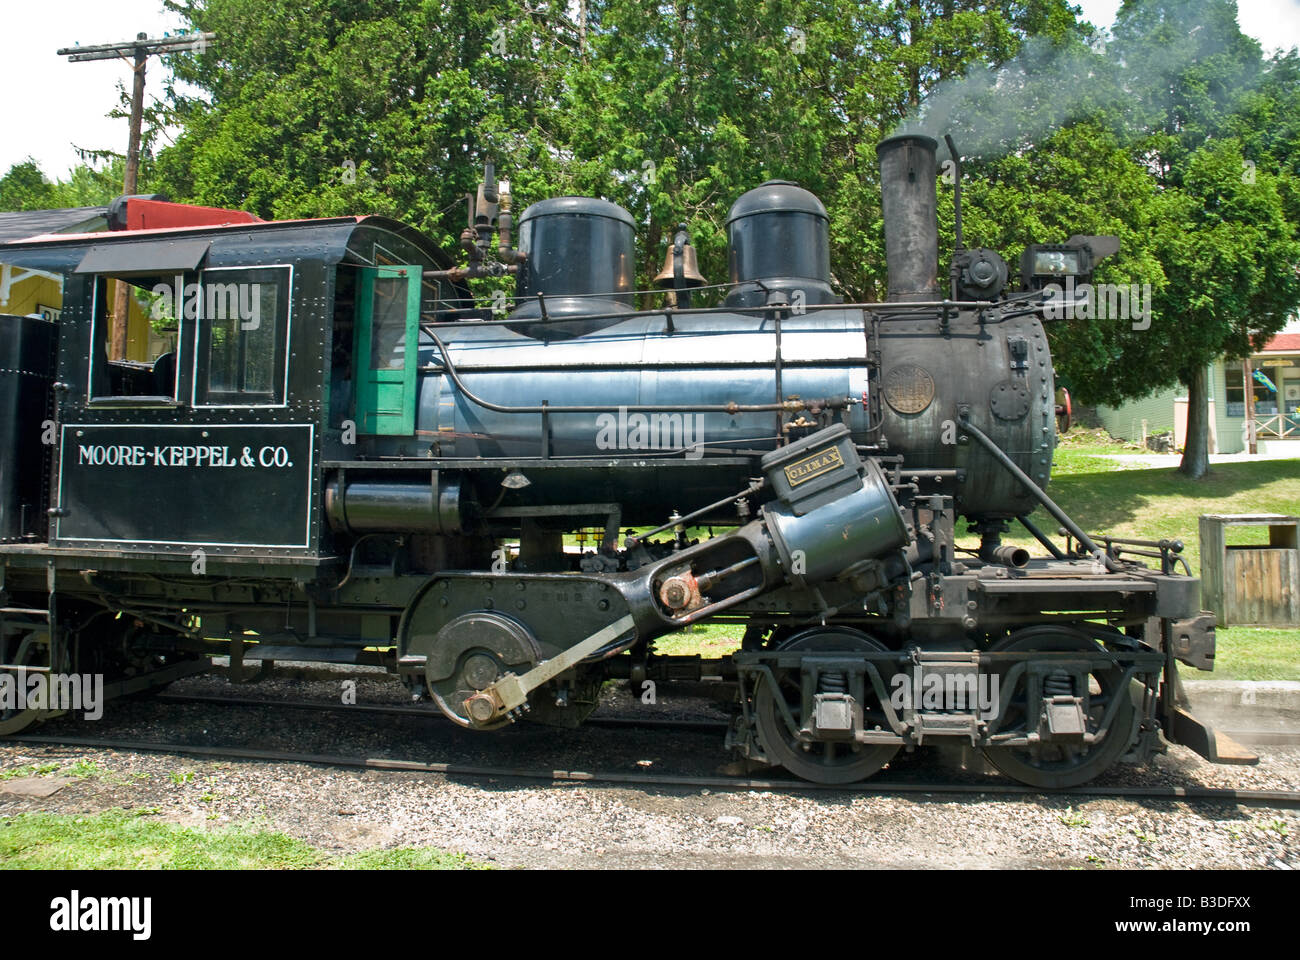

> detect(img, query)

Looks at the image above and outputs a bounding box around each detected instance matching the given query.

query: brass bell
[653,227,707,289]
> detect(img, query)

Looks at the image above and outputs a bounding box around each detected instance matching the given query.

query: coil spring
[818,671,848,694]
[1043,670,1074,697]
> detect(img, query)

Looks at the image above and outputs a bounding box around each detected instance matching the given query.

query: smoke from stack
[892,2,1257,160]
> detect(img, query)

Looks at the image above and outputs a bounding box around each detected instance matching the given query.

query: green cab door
[354,264,422,435]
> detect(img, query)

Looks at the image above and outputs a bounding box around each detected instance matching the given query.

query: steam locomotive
[0,134,1244,786]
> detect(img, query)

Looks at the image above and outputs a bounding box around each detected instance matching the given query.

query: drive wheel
[753,627,898,785]
[424,612,542,730]
[981,626,1137,789]
[428,649,517,731]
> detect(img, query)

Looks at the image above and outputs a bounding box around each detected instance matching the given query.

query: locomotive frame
[0,137,1249,787]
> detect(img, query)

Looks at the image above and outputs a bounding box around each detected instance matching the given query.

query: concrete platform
[1182,680,1300,743]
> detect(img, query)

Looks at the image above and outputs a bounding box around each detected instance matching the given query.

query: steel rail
[7,731,1299,807]
[147,694,1300,747]
[151,692,731,732]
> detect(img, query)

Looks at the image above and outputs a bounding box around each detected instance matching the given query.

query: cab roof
[0,214,454,275]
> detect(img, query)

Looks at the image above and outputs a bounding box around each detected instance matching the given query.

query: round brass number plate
[884,363,936,414]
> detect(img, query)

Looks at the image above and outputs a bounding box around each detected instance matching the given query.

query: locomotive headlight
[1020,236,1117,291]
[1021,244,1091,290]
[1030,249,1082,276]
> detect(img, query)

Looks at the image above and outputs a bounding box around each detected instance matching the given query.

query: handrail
[1253,412,1300,439]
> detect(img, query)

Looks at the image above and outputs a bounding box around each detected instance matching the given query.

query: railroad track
[152,692,731,732]
[6,727,1299,809]
[154,690,1300,745]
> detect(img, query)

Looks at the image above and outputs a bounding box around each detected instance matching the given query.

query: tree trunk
[1178,364,1211,479]
[907,11,922,108]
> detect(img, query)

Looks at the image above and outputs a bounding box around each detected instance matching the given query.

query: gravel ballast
[0,672,1296,870]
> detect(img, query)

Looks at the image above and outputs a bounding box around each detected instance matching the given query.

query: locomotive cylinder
[762,466,909,583]
[877,134,940,302]
[756,426,909,583]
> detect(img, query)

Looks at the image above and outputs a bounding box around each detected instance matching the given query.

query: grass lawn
[993,428,1300,578]
[1015,433,1299,680]
[652,622,749,658]
[0,808,488,870]
[1202,627,1300,682]
[652,429,1299,680]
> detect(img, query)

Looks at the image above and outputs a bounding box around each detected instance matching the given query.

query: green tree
[947,0,1300,477]
[555,0,1084,297]
[1110,0,1300,477]
[1229,49,1300,221]
[557,0,830,288]
[158,0,576,252]
[1152,138,1300,475]
[0,160,58,211]
[0,157,131,212]
[53,158,131,208]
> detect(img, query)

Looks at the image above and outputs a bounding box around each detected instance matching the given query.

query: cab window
[193,266,291,407]
[87,274,184,403]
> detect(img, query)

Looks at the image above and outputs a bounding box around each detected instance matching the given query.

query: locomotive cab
[0,210,462,563]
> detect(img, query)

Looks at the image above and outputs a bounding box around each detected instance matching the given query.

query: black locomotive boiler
[0,135,1245,786]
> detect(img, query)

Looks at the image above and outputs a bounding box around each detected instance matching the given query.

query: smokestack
[876,134,939,302]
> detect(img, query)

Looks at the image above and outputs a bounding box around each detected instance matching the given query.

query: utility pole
[56,31,215,360]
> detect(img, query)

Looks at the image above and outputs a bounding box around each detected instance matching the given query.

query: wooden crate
[1199,514,1299,627]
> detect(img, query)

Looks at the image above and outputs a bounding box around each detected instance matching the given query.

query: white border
[54,422,316,549]
[191,264,294,409]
